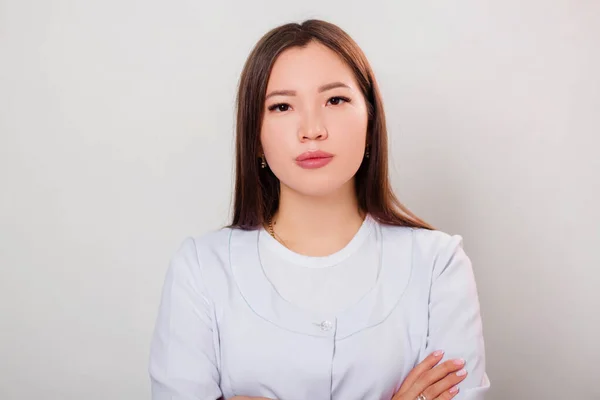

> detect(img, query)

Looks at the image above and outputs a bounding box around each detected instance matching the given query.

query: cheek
[333,138,367,181]
[329,112,368,158]
[260,118,296,165]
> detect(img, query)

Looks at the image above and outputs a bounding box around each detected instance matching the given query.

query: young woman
[149,20,490,400]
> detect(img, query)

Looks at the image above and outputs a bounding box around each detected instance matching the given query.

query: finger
[433,384,460,400]
[422,366,467,400]
[395,350,445,396]
[428,358,466,382]
[405,358,466,399]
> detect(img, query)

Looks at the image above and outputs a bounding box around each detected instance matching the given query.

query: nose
[298,109,328,142]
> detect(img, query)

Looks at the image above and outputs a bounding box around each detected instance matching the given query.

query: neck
[271,180,365,256]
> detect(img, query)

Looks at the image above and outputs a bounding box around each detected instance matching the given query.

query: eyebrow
[265,81,351,100]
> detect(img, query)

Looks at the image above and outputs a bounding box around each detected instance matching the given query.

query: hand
[392,350,468,400]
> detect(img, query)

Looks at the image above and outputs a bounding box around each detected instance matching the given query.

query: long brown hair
[230,19,433,231]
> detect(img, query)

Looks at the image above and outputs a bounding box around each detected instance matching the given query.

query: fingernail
[433,350,444,357]
[453,358,465,366]
[449,385,459,394]
[456,368,467,377]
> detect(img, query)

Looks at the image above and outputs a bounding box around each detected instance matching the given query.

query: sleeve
[422,234,491,399]
[149,237,222,400]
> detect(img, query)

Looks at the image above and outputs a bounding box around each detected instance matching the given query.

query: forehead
[266,41,357,90]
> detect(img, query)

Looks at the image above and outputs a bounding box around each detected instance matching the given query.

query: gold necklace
[267,218,288,248]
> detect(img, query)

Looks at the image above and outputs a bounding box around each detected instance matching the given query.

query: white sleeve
[149,237,222,400]
[423,235,491,399]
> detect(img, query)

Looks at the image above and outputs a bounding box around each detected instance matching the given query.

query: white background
[1,0,599,399]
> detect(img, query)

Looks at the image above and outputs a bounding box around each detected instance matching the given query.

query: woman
[149,20,490,400]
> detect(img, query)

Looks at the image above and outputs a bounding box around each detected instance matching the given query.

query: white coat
[149,222,490,399]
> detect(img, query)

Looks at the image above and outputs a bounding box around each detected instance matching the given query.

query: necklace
[267,218,288,248]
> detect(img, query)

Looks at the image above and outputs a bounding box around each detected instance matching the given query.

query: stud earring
[260,154,266,168]
[365,146,370,159]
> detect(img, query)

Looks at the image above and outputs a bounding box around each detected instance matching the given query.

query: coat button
[319,320,333,331]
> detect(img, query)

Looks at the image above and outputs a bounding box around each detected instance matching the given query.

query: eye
[268,103,291,112]
[327,96,351,106]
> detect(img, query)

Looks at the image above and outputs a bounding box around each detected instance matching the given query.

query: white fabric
[258,215,380,315]
[149,218,491,399]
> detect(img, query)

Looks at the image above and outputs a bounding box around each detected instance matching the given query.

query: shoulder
[381,224,464,257]
[170,227,233,264]
[168,227,236,276]
[413,228,465,257]
[381,224,469,279]
[188,227,234,256]
[167,227,238,300]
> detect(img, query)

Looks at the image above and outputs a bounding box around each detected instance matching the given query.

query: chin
[295,185,342,198]
[281,174,356,198]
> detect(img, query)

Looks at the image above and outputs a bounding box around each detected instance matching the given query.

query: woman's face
[260,41,369,198]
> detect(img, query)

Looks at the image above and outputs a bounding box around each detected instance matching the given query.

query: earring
[260,154,266,168]
[365,146,370,159]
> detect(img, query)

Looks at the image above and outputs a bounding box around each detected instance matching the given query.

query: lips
[295,150,334,169]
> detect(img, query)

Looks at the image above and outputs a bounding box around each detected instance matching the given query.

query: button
[318,320,333,331]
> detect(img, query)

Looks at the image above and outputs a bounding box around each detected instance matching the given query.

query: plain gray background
[1,0,599,399]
